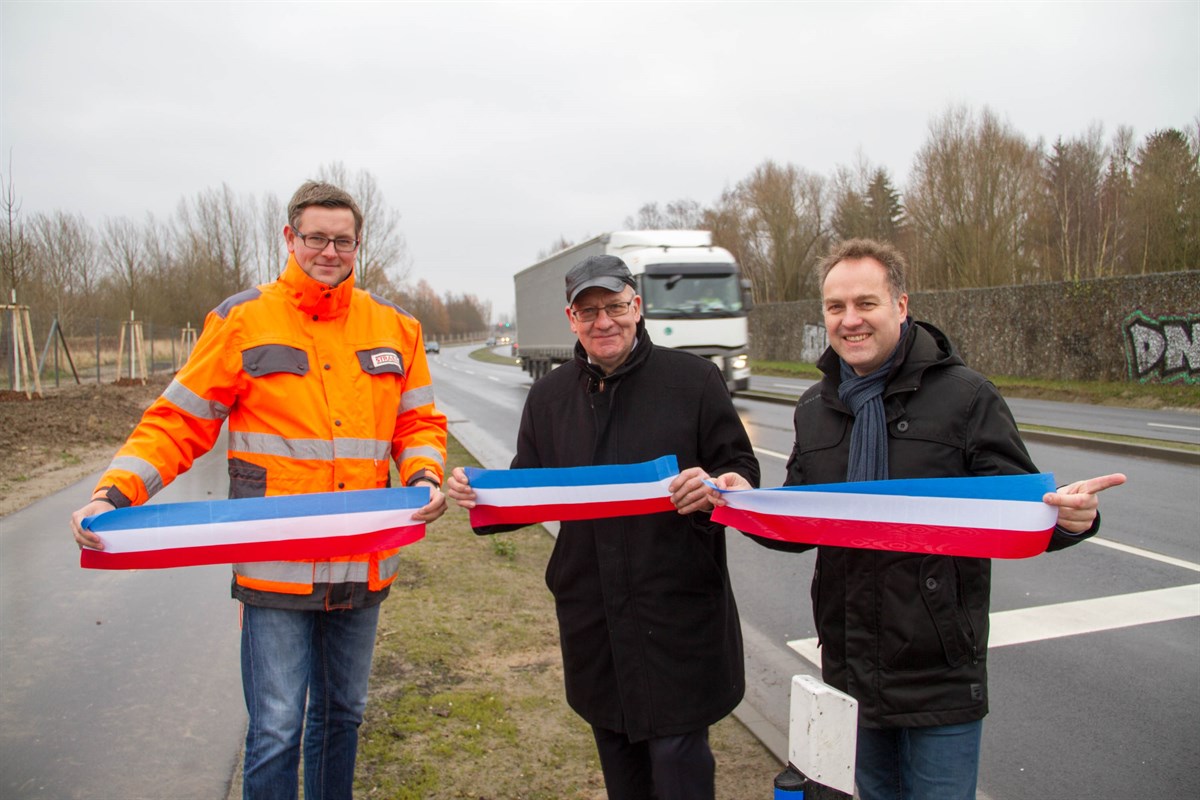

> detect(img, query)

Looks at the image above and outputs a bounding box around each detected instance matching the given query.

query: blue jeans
[240,603,381,800]
[854,720,983,800]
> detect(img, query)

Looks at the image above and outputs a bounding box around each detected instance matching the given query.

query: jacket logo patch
[372,352,401,369]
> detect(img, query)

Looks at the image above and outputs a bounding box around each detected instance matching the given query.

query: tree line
[616,105,1200,302]
[0,160,490,339]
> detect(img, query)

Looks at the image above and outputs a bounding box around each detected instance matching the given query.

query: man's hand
[445,466,476,509]
[70,499,116,550]
[1042,473,1127,534]
[669,467,716,515]
[410,480,447,523]
[708,472,754,507]
[670,470,757,514]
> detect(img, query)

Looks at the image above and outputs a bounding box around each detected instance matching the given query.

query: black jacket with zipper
[476,324,760,741]
[761,320,1097,729]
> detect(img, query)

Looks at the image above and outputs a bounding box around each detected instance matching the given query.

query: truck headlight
[732,354,748,370]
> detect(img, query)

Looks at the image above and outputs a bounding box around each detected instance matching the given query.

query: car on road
[425,340,440,354]
[486,336,496,346]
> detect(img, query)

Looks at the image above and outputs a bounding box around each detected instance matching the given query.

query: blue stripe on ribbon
[84,487,428,532]
[759,473,1057,501]
[464,455,680,489]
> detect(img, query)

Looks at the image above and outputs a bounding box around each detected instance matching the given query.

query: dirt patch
[0,377,169,516]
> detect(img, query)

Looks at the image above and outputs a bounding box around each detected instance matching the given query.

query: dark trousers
[591,725,715,800]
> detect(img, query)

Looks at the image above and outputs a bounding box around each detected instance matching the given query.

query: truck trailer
[513,230,752,393]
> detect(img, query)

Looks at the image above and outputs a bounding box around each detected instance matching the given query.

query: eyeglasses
[572,300,634,323]
[293,229,359,253]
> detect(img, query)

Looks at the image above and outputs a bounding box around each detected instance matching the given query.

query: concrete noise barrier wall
[749,271,1200,384]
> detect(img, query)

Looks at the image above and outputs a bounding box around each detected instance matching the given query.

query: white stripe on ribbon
[719,489,1054,532]
[92,509,423,555]
[471,476,676,509]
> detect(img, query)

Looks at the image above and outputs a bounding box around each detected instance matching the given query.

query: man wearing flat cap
[448,254,759,800]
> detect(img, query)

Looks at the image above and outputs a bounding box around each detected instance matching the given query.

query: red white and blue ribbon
[710,473,1059,559]
[80,487,427,570]
[465,456,679,527]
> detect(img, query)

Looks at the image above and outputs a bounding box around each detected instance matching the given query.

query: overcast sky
[2,1,1197,318]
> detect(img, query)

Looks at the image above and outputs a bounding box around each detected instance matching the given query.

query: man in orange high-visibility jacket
[70,180,448,800]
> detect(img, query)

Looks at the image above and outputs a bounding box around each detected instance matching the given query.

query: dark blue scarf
[837,322,909,482]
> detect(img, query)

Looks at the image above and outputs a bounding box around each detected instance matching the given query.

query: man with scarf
[705,239,1124,800]
[447,254,760,800]
[71,180,448,800]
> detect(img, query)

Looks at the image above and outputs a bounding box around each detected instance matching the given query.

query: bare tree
[536,236,576,261]
[253,192,285,285]
[735,159,828,302]
[443,292,490,334]
[906,105,1041,289]
[104,216,146,313]
[1,156,30,302]
[395,279,448,336]
[28,210,98,326]
[624,199,705,230]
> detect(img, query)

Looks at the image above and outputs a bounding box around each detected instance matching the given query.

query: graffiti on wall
[1123,311,1200,384]
[802,323,828,363]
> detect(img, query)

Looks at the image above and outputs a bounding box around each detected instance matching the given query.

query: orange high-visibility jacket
[93,256,447,604]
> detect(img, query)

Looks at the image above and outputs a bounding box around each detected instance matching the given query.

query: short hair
[817,238,908,300]
[287,181,364,237]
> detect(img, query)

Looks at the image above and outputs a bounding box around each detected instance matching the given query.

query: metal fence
[0,307,190,392]
[1,305,491,393]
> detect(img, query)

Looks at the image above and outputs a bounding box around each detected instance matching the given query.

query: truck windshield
[641,269,743,318]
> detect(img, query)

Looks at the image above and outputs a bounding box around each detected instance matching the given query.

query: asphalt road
[0,441,245,800]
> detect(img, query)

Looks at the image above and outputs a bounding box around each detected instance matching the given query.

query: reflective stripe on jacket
[93,255,447,602]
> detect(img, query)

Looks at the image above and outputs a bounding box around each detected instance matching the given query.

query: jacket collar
[818,318,962,403]
[278,254,355,318]
[574,320,653,386]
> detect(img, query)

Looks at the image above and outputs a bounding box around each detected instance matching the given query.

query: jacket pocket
[880,556,970,670]
[242,344,309,376]
[917,556,970,667]
[228,457,267,499]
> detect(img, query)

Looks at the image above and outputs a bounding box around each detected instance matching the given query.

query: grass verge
[468,347,521,367]
[354,434,779,799]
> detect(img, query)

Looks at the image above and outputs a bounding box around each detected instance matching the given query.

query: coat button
[897,420,910,432]
[334,420,342,426]
[324,363,331,370]
[338,482,345,489]
[925,577,938,590]
[312,314,319,321]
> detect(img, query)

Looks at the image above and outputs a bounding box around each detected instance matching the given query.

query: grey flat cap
[565,255,637,303]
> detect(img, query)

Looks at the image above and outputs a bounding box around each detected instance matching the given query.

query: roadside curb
[737,391,1199,464]
[1017,429,1200,465]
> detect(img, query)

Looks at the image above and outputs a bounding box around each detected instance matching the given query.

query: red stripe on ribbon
[713,506,1052,559]
[470,497,676,527]
[80,526,425,571]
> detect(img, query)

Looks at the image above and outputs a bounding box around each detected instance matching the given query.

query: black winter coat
[478,326,760,741]
[766,320,1096,729]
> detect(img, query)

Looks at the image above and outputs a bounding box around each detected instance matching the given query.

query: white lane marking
[771,382,802,389]
[753,446,790,460]
[1147,422,1200,432]
[788,584,1200,666]
[1086,536,1200,572]
[987,584,1200,647]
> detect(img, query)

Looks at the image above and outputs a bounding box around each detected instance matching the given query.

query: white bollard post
[773,674,857,798]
